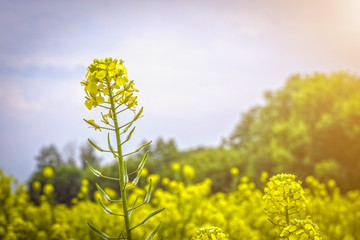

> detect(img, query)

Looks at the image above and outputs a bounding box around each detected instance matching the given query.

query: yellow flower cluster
[81,58,139,111]
[280,219,322,240]
[1,168,360,239]
[191,226,229,240]
[263,174,306,226]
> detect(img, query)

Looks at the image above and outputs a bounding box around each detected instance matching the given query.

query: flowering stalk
[81,58,163,240]
[263,174,323,239]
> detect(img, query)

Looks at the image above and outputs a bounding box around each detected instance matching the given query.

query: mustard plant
[263,174,323,239]
[81,58,163,240]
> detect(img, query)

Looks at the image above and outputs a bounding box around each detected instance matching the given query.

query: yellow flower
[183,164,195,179]
[81,186,88,194]
[147,174,161,185]
[82,58,139,112]
[141,168,148,177]
[230,167,239,175]
[240,176,249,183]
[171,163,180,172]
[260,171,269,183]
[162,177,170,186]
[43,184,54,195]
[42,167,54,178]
[71,198,78,205]
[81,179,89,186]
[32,181,41,192]
[280,219,323,240]
[327,179,336,189]
[192,226,229,240]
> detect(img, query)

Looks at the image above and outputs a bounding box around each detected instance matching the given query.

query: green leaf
[123,142,152,157]
[140,208,165,225]
[122,122,133,135]
[107,133,118,158]
[134,107,143,121]
[124,126,136,143]
[86,161,102,177]
[88,138,107,152]
[132,168,143,186]
[98,198,113,214]
[96,183,111,201]
[122,160,128,184]
[131,208,165,230]
[128,196,138,217]
[98,199,124,216]
[138,151,149,171]
[144,179,153,203]
[88,222,110,240]
[145,222,161,240]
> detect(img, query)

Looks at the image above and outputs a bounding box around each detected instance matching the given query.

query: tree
[229,73,360,190]
[152,137,179,163]
[63,142,76,166]
[36,144,63,169]
[80,141,102,170]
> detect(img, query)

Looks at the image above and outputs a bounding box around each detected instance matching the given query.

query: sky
[0,0,360,182]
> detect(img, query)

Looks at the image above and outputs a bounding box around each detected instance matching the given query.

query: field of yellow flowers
[0,166,359,240]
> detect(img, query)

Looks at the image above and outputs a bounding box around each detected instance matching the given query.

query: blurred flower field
[1,166,359,240]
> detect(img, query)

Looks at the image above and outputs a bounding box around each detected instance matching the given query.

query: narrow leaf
[132,168,143,186]
[88,222,110,240]
[123,126,136,144]
[98,199,113,214]
[123,141,152,157]
[88,138,107,152]
[134,107,143,121]
[86,161,102,177]
[98,199,124,216]
[145,222,161,240]
[107,133,118,158]
[122,121,133,134]
[141,208,164,225]
[128,196,139,217]
[131,208,164,231]
[144,179,153,203]
[138,151,149,171]
[96,183,111,201]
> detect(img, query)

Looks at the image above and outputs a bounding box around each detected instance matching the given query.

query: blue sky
[1,0,360,182]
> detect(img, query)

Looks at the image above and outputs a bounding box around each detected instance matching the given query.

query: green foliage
[229,73,360,190]
[28,165,82,205]
[176,148,246,192]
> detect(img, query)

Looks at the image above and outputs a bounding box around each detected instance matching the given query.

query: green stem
[107,82,132,240]
[285,206,289,225]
